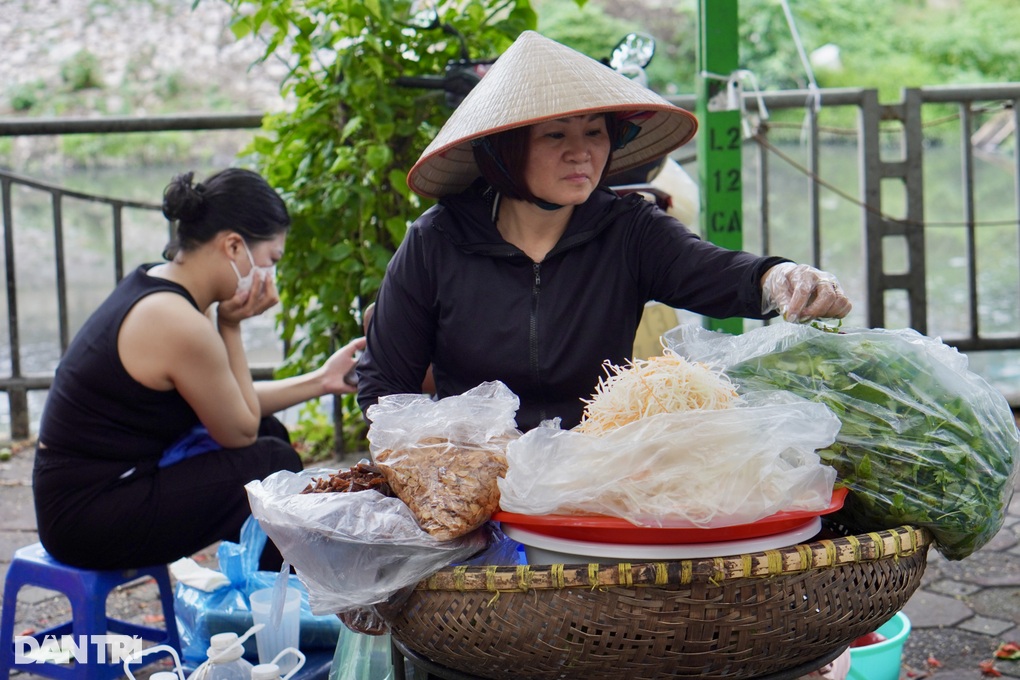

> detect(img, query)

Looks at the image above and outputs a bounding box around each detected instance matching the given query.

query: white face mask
[230,241,275,294]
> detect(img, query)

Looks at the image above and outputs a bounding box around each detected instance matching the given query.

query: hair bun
[161,171,206,222]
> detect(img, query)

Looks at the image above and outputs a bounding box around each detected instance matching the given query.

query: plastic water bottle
[250,665,282,680]
[191,632,254,680]
[122,644,186,680]
[249,647,305,680]
[123,627,265,680]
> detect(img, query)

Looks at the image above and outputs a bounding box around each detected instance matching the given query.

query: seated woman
[33,167,364,571]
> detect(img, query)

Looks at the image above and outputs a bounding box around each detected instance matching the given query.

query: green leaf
[365,144,392,170]
[340,116,363,142]
[326,243,355,262]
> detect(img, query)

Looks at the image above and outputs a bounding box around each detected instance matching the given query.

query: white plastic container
[192,632,255,680]
[250,666,281,680]
[249,647,305,680]
[123,644,186,680]
[503,517,822,564]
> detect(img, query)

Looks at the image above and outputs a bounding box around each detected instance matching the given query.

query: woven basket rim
[419,524,932,592]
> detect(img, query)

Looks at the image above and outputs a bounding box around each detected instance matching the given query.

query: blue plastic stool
[0,542,182,680]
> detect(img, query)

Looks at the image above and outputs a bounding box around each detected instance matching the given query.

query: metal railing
[3,84,1020,439]
[669,83,1020,350]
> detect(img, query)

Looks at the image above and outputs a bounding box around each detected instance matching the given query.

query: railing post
[806,103,822,268]
[858,88,928,333]
[901,88,928,334]
[1,176,30,439]
[113,202,126,283]
[52,192,71,353]
[960,102,980,341]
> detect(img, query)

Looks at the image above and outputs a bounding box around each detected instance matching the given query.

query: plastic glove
[761,262,852,323]
[796,647,851,679]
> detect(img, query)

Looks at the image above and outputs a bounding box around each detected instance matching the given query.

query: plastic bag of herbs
[665,323,1020,560]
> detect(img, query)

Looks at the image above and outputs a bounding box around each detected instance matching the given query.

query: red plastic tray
[493,486,848,545]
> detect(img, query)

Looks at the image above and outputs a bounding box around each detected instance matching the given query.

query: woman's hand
[251,336,368,416]
[762,263,852,323]
[320,337,368,395]
[216,271,279,327]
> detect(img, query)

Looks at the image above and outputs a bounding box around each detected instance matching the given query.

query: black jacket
[357,182,786,431]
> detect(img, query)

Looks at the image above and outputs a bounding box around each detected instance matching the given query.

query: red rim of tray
[492,486,849,545]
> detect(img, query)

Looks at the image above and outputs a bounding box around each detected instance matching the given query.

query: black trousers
[33,417,302,570]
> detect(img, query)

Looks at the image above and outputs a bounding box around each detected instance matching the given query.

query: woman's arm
[630,200,850,322]
[356,225,439,416]
[632,207,788,319]
[119,292,263,447]
[254,337,365,415]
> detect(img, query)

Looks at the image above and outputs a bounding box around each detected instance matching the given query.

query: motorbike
[396,21,699,226]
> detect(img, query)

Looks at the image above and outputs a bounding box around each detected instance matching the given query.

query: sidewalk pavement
[1,440,1019,680]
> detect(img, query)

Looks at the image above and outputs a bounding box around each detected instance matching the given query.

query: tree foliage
[737,0,1020,99]
[223,0,537,453]
[536,0,696,95]
[559,0,1020,101]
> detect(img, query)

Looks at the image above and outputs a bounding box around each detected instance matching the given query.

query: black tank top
[38,264,203,461]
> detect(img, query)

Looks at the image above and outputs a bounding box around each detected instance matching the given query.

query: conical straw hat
[406,30,699,199]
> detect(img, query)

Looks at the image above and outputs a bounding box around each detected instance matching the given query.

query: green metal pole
[697,0,744,335]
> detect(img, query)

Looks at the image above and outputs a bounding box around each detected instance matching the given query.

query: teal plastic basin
[847,611,911,680]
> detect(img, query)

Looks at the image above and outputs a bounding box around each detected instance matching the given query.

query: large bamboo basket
[388,524,931,679]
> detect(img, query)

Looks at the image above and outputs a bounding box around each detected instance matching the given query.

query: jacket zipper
[530,262,542,386]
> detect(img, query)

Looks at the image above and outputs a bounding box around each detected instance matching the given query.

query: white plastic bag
[497,392,839,527]
[244,470,486,617]
[366,380,520,453]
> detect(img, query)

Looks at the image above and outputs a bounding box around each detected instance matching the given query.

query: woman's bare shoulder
[119,292,221,389]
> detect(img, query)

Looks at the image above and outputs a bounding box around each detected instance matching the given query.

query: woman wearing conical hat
[356,31,850,431]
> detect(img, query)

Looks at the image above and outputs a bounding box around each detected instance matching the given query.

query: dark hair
[472,113,620,202]
[161,168,290,260]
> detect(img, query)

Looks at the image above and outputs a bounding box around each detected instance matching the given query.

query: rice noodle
[575,350,738,436]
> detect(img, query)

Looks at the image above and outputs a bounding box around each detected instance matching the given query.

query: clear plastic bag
[456,522,525,566]
[328,628,393,680]
[366,381,521,540]
[366,381,520,452]
[244,470,487,617]
[666,322,1020,560]
[497,391,840,528]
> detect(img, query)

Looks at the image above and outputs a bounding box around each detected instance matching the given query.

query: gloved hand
[761,262,852,323]
[796,647,851,679]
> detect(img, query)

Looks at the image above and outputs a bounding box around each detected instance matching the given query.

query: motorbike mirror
[610,33,656,71]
